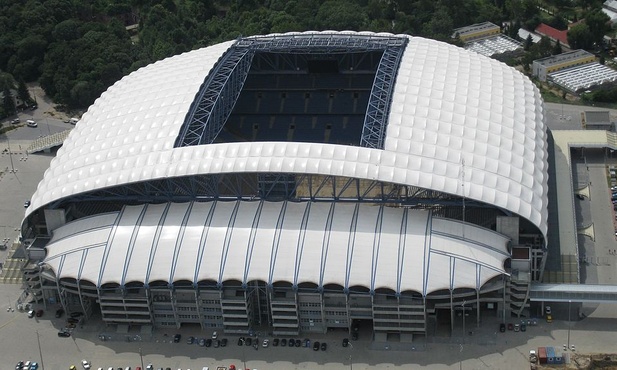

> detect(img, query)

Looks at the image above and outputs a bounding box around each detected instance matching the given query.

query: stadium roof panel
[27,31,548,239]
[43,201,510,294]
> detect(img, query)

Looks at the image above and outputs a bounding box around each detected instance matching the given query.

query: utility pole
[36,330,45,370]
[6,136,16,173]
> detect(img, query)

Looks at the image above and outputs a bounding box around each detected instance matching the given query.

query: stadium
[20,31,548,342]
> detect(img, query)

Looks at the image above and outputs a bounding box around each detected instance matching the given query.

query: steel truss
[56,173,488,210]
[175,33,408,148]
[361,46,406,149]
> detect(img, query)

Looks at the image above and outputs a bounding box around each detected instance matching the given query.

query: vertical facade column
[449,289,454,334]
[476,289,480,328]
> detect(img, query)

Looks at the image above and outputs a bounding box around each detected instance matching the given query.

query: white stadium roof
[27,31,549,239]
[28,32,548,292]
[43,201,510,294]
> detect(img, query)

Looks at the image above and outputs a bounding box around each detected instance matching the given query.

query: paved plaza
[1,280,617,370]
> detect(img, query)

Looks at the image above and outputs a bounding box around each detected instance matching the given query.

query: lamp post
[567,300,572,350]
[139,347,144,370]
[348,342,354,370]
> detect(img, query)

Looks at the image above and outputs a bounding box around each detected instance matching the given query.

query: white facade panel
[322,204,355,288]
[99,206,143,285]
[399,210,430,294]
[270,202,305,285]
[198,202,237,284]
[43,202,509,294]
[296,203,330,286]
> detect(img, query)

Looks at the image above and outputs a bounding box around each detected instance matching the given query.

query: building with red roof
[535,23,570,48]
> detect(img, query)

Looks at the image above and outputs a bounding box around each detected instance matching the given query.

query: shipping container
[547,346,555,363]
[538,347,548,364]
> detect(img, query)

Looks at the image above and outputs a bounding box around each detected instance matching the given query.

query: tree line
[0,0,612,113]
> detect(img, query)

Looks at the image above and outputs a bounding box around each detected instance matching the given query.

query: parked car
[220,338,227,347]
[303,338,310,348]
[197,338,205,347]
[27,310,35,318]
[26,120,37,127]
[342,338,349,347]
[187,336,195,344]
[212,331,218,339]
[514,324,520,332]
[70,312,84,318]
[546,314,553,323]
[16,361,24,370]
[352,332,358,341]
[244,337,252,346]
[35,309,44,317]
[499,323,506,332]
[58,331,71,337]
[55,308,65,318]
[545,306,552,315]
[10,118,20,124]
[281,338,287,347]
[173,334,181,343]
[82,360,91,369]
[205,338,212,347]
[262,339,269,347]
[288,338,294,347]
[213,339,220,348]
[521,323,527,332]
[295,339,301,347]
[507,323,514,331]
[313,341,320,351]
[272,338,279,347]
[237,337,244,346]
[321,342,327,351]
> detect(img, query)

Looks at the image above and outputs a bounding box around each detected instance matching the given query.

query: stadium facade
[21,31,548,341]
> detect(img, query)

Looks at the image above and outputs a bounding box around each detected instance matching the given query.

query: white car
[545,306,551,315]
[26,119,37,127]
[211,331,218,339]
[81,360,91,369]
[262,339,269,347]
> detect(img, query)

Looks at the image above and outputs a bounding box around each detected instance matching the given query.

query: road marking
[0,313,18,331]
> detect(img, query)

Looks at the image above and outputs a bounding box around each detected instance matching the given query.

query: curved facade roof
[43,202,510,294]
[27,31,548,237]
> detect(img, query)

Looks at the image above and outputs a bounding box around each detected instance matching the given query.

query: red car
[35,309,44,317]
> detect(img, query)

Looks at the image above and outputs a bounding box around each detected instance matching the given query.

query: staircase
[509,272,531,317]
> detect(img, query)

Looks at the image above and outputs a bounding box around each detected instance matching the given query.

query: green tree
[2,88,16,116]
[422,6,453,41]
[567,23,593,50]
[17,78,31,105]
[314,1,369,31]
[524,34,533,50]
[584,9,611,46]
[552,40,562,55]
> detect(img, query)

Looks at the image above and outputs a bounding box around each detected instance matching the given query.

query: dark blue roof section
[175,32,408,149]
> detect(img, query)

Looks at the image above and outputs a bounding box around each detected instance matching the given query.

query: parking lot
[3,273,617,370]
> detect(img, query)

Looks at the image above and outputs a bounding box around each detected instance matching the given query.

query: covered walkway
[530,283,617,303]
